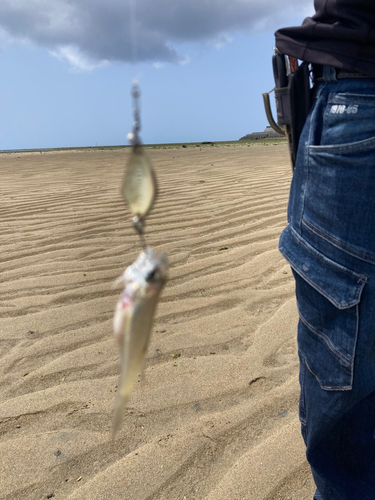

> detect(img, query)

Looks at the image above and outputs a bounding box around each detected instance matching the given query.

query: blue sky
[0,0,313,150]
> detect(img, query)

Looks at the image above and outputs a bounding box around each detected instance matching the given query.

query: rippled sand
[0,144,315,500]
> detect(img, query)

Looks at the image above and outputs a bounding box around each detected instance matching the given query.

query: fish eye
[146,268,159,282]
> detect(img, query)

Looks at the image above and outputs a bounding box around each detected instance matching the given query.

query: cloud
[212,34,234,50]
[0,0,313,69]
[49,45,110,72]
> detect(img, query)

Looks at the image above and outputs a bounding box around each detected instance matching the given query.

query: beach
[0,143,315,500]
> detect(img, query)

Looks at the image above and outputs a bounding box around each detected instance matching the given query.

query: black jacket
[275,0,375,77]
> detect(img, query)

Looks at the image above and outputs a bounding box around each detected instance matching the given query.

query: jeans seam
[348,303,360,390]
[298,83,326,231]
[300,92,317,230]
[298,307,352,366]
[308,135,375,154]
[302,217,375,266]
[331,92,375,104]
[298,350,308,426]
[322,94,333,137]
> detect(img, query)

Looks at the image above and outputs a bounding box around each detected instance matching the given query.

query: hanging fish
[112,79,168,437]
[112,247,168,438]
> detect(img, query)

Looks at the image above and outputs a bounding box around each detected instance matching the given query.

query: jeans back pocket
[304,139,375,264]
[279,225,368,390]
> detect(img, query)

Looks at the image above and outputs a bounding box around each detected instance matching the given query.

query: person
[275,1,375,499]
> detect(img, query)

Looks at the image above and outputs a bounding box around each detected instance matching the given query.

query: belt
[313,64,372,82]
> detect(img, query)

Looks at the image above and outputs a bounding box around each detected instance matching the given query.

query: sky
[0,0,314,150]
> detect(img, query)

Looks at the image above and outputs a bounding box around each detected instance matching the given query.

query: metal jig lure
[122,80,157,247]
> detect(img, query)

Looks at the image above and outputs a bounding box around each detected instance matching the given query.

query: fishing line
[128,0,138,66]
[123,0,158,250]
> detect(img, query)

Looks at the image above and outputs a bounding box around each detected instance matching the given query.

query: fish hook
[132,214,147,250]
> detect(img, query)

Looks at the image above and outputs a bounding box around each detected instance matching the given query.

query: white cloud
[213,34,234,50]
[49,45,109,72]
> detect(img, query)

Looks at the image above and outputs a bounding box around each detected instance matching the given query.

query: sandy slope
[0,144,315,499]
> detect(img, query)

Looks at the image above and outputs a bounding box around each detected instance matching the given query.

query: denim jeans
[279,65,375,500]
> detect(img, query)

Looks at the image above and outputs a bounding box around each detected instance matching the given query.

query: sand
[0,143,316,500]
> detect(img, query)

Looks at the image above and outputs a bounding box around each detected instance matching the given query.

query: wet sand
[0,144,315,499]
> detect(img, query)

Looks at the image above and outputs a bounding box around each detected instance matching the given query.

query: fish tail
[111,394,130,440]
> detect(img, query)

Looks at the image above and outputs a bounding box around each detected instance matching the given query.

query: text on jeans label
[330,104,358,114]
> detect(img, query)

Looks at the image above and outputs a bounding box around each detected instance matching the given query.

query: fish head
[123,247,168,295]
[113,248,168,340]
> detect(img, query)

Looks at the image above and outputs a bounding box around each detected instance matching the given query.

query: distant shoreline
[0,138,287,155]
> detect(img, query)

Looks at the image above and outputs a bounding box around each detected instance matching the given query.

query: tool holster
[263,53,312,170]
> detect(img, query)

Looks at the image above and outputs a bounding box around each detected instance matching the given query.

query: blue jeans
[279,65,375,500]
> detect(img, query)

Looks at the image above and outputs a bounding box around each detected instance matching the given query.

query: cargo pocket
[279,225,368,390]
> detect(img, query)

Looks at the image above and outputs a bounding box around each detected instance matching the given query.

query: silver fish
[112,247,168,438]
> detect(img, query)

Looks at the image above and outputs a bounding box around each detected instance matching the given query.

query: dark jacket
[275,0,375,77]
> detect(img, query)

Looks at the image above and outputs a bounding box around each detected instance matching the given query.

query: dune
[0,143,316,500]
